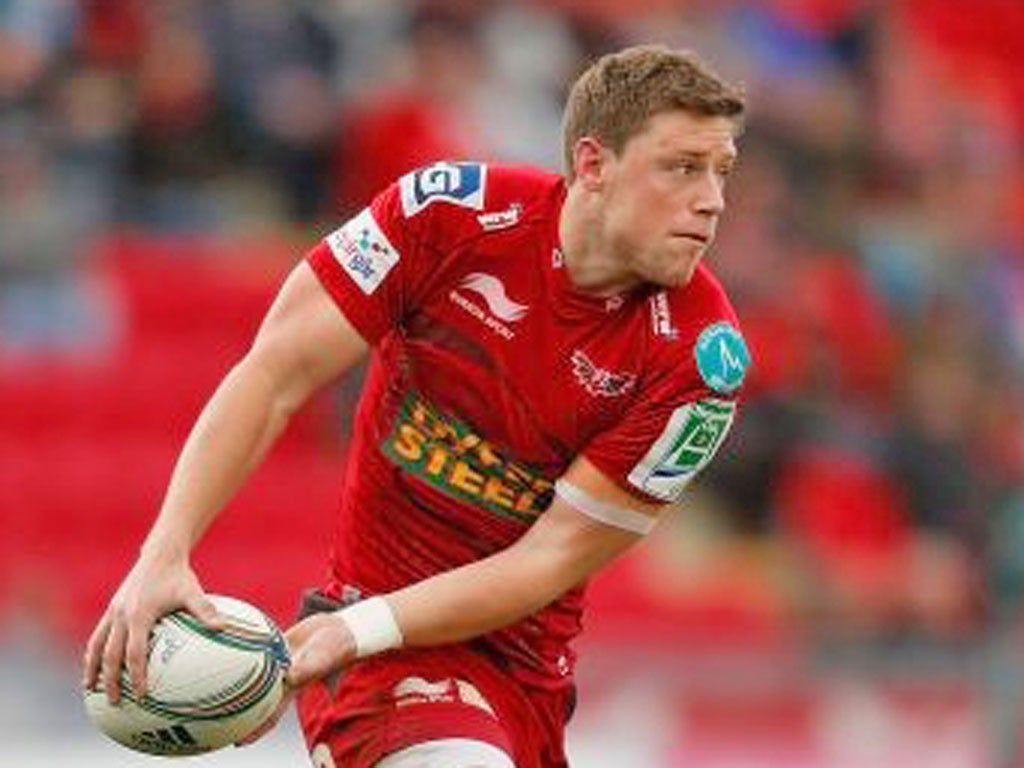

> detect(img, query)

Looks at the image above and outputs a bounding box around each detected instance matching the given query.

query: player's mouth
[673,232,710,247]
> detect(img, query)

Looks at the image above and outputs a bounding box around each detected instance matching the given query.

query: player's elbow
[235,340,314,420]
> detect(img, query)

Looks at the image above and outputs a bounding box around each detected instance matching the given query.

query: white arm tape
[335,596,404,658]
[554,478,657,535]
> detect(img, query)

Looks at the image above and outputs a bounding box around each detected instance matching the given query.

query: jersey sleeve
[584,321,751,504]
[306,161,488,344]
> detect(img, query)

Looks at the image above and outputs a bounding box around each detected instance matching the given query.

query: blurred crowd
[2,0,1023,647]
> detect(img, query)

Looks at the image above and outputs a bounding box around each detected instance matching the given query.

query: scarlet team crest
[570,350,637,398]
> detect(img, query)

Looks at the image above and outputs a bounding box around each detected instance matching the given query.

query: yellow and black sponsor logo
[382,393,554,524]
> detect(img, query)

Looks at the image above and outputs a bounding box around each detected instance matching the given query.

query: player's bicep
[248,260,369,409]
[558,455,668,532]
[516,457,669,585]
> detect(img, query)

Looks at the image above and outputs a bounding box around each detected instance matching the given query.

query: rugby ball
[84,595,290,756]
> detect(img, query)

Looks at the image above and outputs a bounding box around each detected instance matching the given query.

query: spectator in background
[0,0,124,355]
[121,3,225,229]
[205,0,338,222]
[0,0,78,106]
[331,3,488,214]
[0,126,118,355]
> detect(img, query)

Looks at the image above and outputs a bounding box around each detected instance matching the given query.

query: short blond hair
[562,45,745,178]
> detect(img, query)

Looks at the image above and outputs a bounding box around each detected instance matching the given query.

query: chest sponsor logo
[324,208,400,295]
[694,321,751,394]
[460,273,528,321]
[627,398,736,501]
[400,161,486,216]
[449,272,528,339]
[382,393,554,524]
[477,203,522,232]
[571,349,637,398]
[649,291,678,339]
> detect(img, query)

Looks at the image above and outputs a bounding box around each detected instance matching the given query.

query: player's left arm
[386,456,659,647]
[283,455,666,685]
[236,455,655,745]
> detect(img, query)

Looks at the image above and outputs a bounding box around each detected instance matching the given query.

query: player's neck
[559,185,640,297]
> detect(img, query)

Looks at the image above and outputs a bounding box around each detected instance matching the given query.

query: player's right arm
[82,260,369,703]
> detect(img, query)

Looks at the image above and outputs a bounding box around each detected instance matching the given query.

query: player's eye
[663,159,700,176]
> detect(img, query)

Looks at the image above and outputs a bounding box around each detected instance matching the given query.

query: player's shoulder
[364,160,563,255]
[647,263,752,396]
[392,161,561,229]
[672,263,739,325]
[387,163,565,247]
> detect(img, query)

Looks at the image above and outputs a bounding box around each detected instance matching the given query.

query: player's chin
[633,246,701,288]
[642,271,690,289]
[653,257,700,288]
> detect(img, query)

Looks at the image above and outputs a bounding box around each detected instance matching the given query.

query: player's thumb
[285,650,312,688]
[186,595,225,630]
[285,647,328,688]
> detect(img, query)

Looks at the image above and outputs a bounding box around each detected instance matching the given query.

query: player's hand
[81,549,224,704]
[235,613,356,747]
[284,612,358,688]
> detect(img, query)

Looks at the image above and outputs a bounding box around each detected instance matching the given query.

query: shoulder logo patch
[324,207,400,295]
[627,398,736,501]
[400,162,486,216]
[694,322,751,394]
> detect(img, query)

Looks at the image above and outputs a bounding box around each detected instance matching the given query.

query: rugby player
[84,45,751,767]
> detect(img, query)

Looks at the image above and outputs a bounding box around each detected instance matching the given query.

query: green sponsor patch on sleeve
[627,398,736,501]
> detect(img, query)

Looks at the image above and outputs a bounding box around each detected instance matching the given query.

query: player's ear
[572,137,610,193]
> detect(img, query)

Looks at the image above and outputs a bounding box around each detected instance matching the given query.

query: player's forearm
[387,510,634,648]
[287,524,624,689]
[387,552,565,647]
[140,355,296,561]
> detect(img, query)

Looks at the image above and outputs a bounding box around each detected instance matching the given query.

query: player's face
[601,111,737,288]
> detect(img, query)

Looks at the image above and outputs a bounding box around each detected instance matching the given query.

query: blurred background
[1,0,1022,766]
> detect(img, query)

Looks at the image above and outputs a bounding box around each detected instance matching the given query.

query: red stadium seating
[0,234,345,639]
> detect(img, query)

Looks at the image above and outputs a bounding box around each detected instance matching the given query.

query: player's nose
[693,173,725,217]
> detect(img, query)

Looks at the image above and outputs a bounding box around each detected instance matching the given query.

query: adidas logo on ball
[133,725,198,752]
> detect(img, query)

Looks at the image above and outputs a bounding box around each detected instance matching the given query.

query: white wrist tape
[555,478,657,535]
[335,596,404,658]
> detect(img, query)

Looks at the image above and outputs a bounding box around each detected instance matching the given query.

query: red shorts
[295,644,574,768]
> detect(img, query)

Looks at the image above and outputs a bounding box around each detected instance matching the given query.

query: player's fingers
[184,593,225,630]
[283,612,337,653]
[101,618,129,704]
[283,616,317,649]
[287,636,341,688]
[124,616,153,698]
[286,649,316,688]
[82,612,113,689]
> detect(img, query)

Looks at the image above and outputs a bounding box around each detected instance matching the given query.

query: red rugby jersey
[306,162,751,690]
